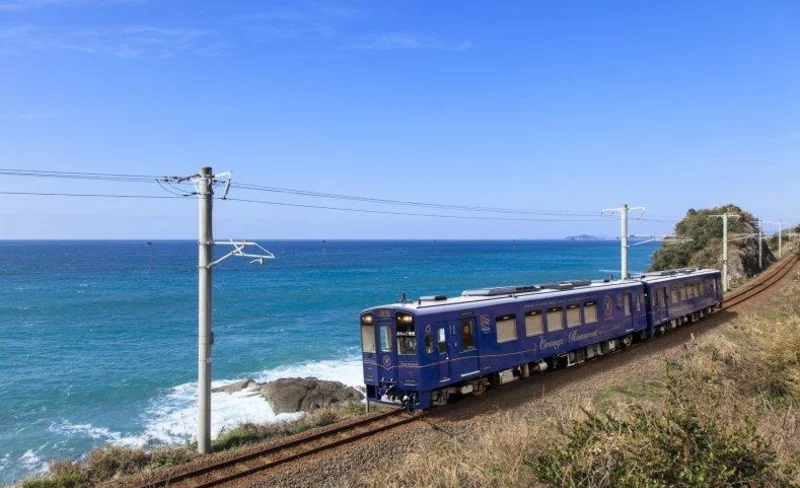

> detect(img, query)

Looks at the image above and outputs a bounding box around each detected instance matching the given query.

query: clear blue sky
[1,0,798,239]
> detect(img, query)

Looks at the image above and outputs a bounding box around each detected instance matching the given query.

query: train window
[546,307,564,331]
[711,280,717,293]
[662,288,668,306]
[379,325,392,352]
[671,287,679,304]
[680,286,687,301]
[634,294,641,312]
[584,302,598,324]
[699,281,706,295]
[623,293,631,316]
[567,304,581,328]
[361,324,375,353]
[424,334,434,354]
[461,319,475,350]
[438,328,447,353]
[525,310,544,336]
[398,335,416,355]
[396,314,416,355]
[496,314,517,343]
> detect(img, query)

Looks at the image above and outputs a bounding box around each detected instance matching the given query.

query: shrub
[534,372,790,487]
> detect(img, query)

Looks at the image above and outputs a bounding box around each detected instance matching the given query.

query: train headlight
[396,313,414,325]
[361,314,374,325]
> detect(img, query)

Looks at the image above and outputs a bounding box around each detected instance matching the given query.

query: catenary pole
[197,166,214,455]
[601,204,646,279]
[710,211,740,292]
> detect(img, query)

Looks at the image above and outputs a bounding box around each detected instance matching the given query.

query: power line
[231,182,609,217]
[0,168,166,183]
[224,196,613,222]
[0,190,187,199]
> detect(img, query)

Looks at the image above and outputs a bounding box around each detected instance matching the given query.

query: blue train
[360,268,722,409]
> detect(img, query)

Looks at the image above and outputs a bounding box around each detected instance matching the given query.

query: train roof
[633,268,720,284]
[364,278,644,316]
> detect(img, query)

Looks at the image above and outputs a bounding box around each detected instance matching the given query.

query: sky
[1,0,798,239]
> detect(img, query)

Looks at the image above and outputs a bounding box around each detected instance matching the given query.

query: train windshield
[396,312,417,355]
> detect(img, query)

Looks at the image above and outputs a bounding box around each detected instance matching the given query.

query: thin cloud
[233,2,360,43]
[0,24,218,58]
[349,34,472,52]
[0,0,142,11]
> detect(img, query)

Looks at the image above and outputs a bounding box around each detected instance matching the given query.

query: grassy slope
[18,403,367,488]
[364,273,800,488]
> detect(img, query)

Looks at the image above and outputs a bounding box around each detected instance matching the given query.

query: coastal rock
[212,379,256,394]
[259,377,363,414]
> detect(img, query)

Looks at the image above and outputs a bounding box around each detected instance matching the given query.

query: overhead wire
[0,168,686,225]
[0,190,187,199]
[230,182,609,217]
[222,196,614,222]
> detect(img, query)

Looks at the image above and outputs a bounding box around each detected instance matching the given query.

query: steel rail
[132,255,798,488]
[721,255,798,310]
[134,408,419,488]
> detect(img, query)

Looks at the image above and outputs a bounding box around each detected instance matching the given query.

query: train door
[436,324,450,382]
[376,321,398,384]
[623,292,633,329]
[452,318,479,378]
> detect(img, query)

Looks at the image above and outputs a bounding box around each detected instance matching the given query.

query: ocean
[0,239,658,484]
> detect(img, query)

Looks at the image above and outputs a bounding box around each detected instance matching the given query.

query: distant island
[565,234,606,241]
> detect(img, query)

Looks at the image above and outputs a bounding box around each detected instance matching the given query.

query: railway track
[135,408,420,488]
[721,255,798,310]
[133,255,798,488]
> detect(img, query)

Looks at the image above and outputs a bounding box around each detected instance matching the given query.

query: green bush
[649,204,755,271]
[534,373,789,487]
[21,473,87,488]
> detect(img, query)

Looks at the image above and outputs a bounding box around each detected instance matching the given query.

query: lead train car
[360,268,722,410]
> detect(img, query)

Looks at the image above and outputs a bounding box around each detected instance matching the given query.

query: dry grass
[362,275,800,487]
[19,402,367,488]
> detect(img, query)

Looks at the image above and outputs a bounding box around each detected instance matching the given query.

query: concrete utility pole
[751,219,763,269]
[601,204,646,279]
[189,167,275,454]
[710,211,740,292]
[197,166,214,455]
[763,220,783,259]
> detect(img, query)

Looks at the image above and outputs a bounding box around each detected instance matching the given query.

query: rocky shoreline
[212,377,364,414]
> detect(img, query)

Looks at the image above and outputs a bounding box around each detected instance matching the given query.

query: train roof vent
[419,295,448,302]
[461,284,541,297]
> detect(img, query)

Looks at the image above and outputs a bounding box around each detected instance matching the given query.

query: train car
[637,268,722,337]
[360,278,648,410]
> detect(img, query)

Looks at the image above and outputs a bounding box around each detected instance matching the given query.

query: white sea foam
[19,449,47,474]
[49,356,365,450]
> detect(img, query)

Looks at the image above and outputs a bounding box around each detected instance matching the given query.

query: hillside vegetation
[649,205,775,286]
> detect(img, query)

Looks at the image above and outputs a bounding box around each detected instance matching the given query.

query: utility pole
[196,166,214,455]
[188,167,275,454]
[710,211,740,292]
[750,219,763,269]
[763,220,783,259]
[601,204,646,279]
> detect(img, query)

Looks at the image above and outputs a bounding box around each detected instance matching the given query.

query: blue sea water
[0,240,657,484]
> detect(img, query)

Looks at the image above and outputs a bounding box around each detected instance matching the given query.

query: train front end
[360,306,427,409]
